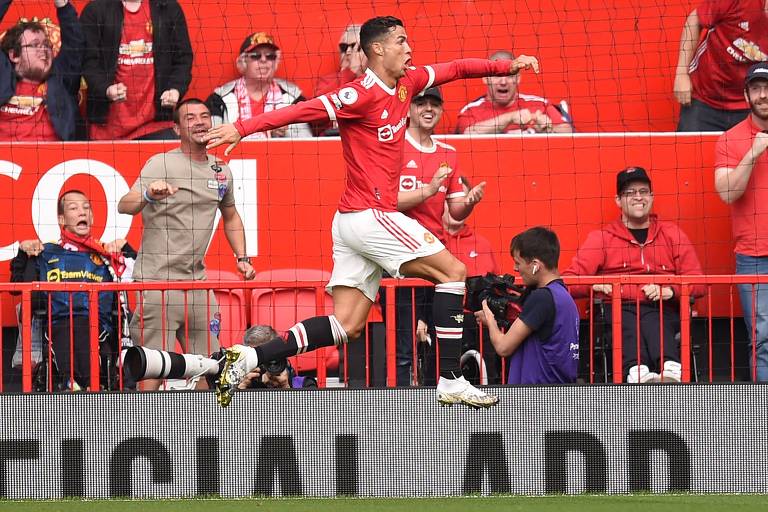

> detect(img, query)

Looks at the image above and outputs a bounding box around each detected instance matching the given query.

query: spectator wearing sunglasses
[81,0,193,140]
[562,167,704,384]
[313,24,367,135]
[206,32,312,139]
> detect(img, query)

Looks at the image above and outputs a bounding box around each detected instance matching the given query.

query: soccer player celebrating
[205,16,539,408]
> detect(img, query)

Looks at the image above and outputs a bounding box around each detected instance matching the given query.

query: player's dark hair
[360,16,404,58]
[1,21,46,57]
[510,227,560,270]
[173,98,207,124]
[57,190,88,215]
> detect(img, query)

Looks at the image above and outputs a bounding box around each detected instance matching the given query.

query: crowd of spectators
[3,0,766,140]
[3,3,768,389]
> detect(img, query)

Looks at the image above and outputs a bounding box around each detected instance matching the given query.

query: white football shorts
[326,209,445,301]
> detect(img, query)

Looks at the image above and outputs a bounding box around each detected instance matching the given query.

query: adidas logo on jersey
[381,109,389,119]
[406,159,418,168]
[740,21,750,31]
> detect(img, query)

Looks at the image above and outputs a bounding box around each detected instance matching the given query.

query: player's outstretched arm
[205,124,241,156]
[429,56,539,89]
[204,98,333,155]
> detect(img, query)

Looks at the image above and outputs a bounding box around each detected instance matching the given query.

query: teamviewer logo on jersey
[377,117,407,142]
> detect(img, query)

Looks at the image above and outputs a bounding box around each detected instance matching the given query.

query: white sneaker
[661,361,682,383]
[215,344,258,408]
[436,376,499,409]
[626,365,660,384]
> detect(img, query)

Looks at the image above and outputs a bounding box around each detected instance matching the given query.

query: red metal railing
[2,274,766,392]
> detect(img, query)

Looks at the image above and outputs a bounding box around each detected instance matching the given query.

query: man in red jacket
[563,167,704,383]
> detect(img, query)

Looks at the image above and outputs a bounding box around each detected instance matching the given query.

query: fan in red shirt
[312,23,367,136]
[387,85,487,386]
[442,210,500,278]
[714,62,768,381]
[398,86,485,242]
[88,0,172,140]
[0,0,83,142]
[205,15,539,409]
[674,0,768,131]
[563,167,705,384]
[455,50,572,134]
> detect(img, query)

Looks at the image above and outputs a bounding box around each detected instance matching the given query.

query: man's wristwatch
[236,256,250,264]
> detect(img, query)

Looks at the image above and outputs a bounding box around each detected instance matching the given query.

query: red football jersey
[318,67,437,212]
[444,225,500,277]
[691,0,768,110]
[399,131,464,241]
[0,80,58,141]
[456,93,565,134]
[715,116,768,256]
[90,1,170,140]
[234,59,513,212]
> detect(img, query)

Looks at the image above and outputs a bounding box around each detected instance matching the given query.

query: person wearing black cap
[714,61,768,381]
[81,0,192,140]
[398,86,486,242]
[675,1,768,132]
[206,31,312,139]
[385,86,488,385]
[563,166,704,383]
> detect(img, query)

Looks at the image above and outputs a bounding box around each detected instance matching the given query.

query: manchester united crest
[424,232,435,244]
[398,85,407,102]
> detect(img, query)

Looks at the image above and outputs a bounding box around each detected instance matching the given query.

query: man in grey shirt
[118,98,254,390]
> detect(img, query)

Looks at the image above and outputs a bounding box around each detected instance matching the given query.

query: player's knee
[339,318,366,340]
[344,324,365,340]
[443,259,466,283]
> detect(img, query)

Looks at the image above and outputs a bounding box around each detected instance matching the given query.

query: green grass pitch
[1,495,767,512]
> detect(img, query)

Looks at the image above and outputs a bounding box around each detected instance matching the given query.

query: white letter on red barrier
[31,159,132,245]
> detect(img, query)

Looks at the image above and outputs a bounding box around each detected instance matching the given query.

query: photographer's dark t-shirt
[509,279,579,384]
[518,285,557,339]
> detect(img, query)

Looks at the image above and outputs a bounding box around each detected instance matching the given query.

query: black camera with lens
[466,273,527,330]
[246,358,290,389]
[259,358,288,377]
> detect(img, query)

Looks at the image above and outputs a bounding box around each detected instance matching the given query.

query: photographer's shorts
[129,289,220,354]
[327,209,445,302]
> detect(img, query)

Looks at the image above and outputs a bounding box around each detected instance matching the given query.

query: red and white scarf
[59,229,126,277]
[234,77,283,140]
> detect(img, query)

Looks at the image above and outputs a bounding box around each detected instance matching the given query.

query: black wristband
[236,256,250,264]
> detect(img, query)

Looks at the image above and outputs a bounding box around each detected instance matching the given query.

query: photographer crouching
[472,227,579,384]
[123,324,316,390]
[233,325,316,390]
